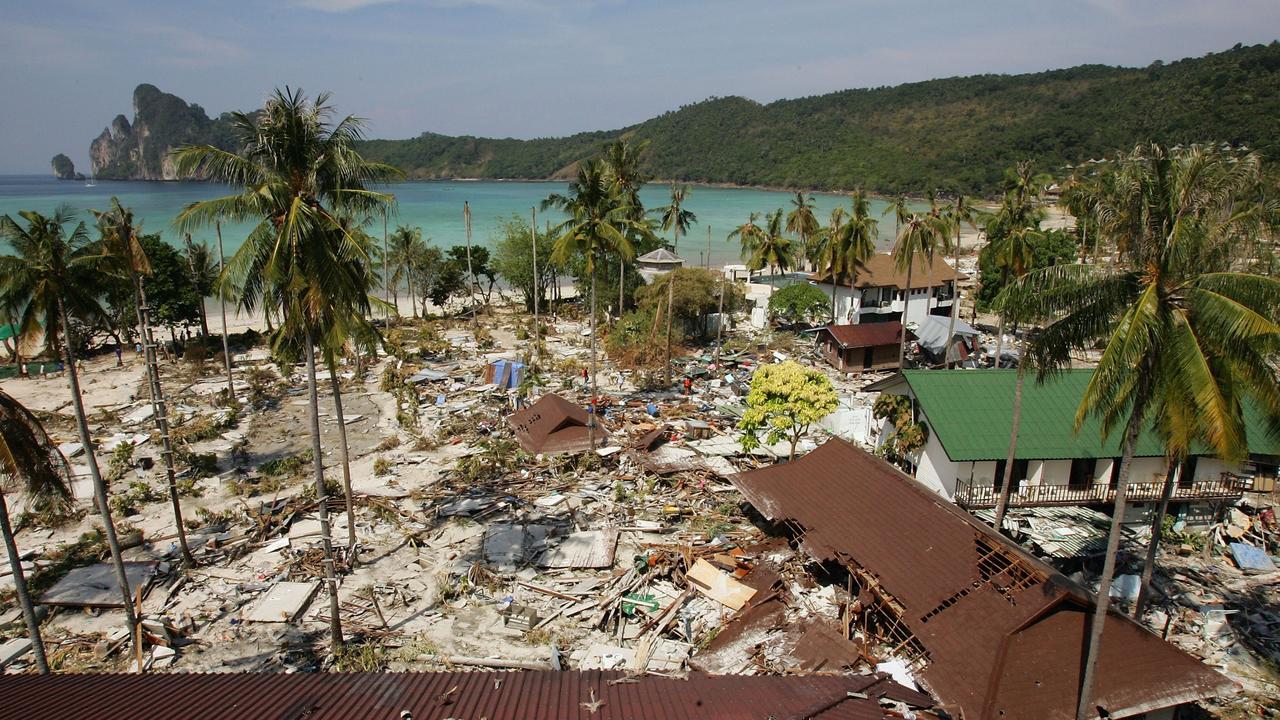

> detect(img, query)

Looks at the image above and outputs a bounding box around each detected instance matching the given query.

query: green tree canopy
[767,283,830,326]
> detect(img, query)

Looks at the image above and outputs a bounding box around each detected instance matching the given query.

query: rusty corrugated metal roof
[810,254,963,290]
[731,439,1234,720]
[507,393,609,455]
[817,323,903,350]
[0,670,933,720]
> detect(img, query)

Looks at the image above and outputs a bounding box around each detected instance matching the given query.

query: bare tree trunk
[304,328,343,652]
[0,492,49,673]
[945,225,961,367]
[993,359,1026,529]
[993,314,1006,368]
[464,201,476,325]
[216,222,234,397]
[1134,459,1180,618]
[665,270,675,387]
[134,276,193,566]
[588,265,598,450]
[58,299,138,647]
[897,264,914,368]
[531,207,540,368]
[407,260,418,320]
[327,361,357,555]
[618,253,625,320]
[713,277,725,373]
[383,210,392,328]
[1077,407,1145,720]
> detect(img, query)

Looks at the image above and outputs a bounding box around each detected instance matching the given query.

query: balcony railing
[954,474,1250,509]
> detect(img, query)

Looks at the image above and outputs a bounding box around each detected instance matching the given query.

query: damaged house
[864,370,1277,521]
[813,322,904,374]
[731,438,1235,719]
[507,393,609,455]
[809,253,963,327]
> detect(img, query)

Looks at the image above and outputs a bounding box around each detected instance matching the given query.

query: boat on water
[85,170,96,188]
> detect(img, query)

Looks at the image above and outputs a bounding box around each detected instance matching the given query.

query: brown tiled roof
[507,393,608,455]
[810,253,962,290]
[731,439,1233,720]
[0,670,934,720]
[816,322,904,349]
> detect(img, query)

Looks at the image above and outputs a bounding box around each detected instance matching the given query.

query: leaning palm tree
[1002,143,1280,720]
[728,212,766,277]
[0,208,139,639]
[883,196,911,245]
[0,388,76,674]
[656,184,697,251]
[786,192,820,271]
[172,87,400,652]
[94,200,194,566]
[543,159,645,447]
[745,209,796,277]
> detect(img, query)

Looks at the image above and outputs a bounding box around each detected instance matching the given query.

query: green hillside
[358,42,1280,194]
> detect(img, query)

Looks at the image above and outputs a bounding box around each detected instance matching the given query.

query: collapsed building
[730,438,1236,720]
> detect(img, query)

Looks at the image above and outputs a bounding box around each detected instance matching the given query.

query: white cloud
[293,0,401,11]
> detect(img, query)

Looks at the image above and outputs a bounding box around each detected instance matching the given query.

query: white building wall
[913,427,958,500]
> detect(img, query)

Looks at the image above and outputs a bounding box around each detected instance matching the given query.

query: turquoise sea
[0,175,922,266]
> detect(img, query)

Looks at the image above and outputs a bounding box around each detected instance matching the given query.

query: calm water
[0,175,920,266]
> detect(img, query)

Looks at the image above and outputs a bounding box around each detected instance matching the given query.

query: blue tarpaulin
[487,359,525,389]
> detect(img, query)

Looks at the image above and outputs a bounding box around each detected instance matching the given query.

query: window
[992,459,1029,491]
[1109,458,1123,488]
[1180,456,1199,488]
[1069,458,1096,489]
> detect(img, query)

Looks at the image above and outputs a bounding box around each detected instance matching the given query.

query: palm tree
[1001,143,1280,720]
[891,213,948,367]
[0,388,76,673]
[0,208,140,640]
[816,191,877,323]
[386,226,426,318]
[543,159,646,447]
[656,184,697,251]
[94,200,194,566]
[184,236,219,338]
[943,195,978,366]
[728,212,766,278]
[883,196,911,244]
[173,87,400,651]
[786,192,820,271]
[603,138,650,316]
[745,209,796,277]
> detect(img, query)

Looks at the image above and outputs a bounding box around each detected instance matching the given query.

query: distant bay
[0,175,923,266]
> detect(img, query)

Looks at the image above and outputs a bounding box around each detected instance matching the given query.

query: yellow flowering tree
[738,361,838,460]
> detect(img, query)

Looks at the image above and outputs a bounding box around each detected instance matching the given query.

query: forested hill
[85,42,1280,194]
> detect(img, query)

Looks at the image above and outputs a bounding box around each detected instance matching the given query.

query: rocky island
[89,83,240,180]
[49,153,84,180]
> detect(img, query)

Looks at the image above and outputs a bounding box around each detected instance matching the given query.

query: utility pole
[665,269,675,387]
[464,201,476,326]
[706,225,712,269]
[713,275,726,375]
[215,221,234,396]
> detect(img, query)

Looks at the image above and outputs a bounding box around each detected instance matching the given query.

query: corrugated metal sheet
[507,393,608,455]
[0,670,932,720]
[731,439,1234,720]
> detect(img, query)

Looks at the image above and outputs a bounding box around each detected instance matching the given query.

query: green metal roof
[0,324,15,342]
[895,369,1280,462]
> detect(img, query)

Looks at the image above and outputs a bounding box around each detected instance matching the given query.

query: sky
[2,0,1278,173]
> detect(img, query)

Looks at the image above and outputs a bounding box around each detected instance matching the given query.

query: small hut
[507,393,609,455]
[814,322,904,373]
[636,248,684,283]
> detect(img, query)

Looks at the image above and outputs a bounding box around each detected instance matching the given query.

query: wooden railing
[954,474,1250,509]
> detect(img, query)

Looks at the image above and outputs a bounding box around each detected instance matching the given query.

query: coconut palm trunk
[665,269,675,386]
[993,359,1026,529]
[618,254,625,319]
[303,328,343,651]
[58,299,138,637]
[327,361,357,555]
[215,222,234,396]
[897,264,914,368]
[1134,458,1180,617]
[0,492,48,672]
[1076,403,1145,720]
[588,265,598,450]
[945,225,962,367]
[133,276,193,565]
